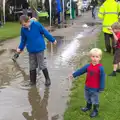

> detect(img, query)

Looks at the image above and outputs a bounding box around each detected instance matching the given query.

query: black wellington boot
[81,102,92,112]
[90,104,99,118]
[108,71,116,76]
[42,68,51,87]
[105,47,111,53]
[30,69,36,86]
[116,69,120,73]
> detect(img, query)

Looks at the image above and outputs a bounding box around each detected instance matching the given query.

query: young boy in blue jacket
[70,48,105,118]
[17,15,57,86]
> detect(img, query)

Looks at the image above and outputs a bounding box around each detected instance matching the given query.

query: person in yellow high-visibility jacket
[98,0,120,54]
[118,1,120,22]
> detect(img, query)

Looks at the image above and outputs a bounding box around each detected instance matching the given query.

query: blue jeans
[92,7,97,19]
[85,89,99,104]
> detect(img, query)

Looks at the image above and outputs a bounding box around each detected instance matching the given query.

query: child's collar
[91,62,100,66]
[27,21,33,30]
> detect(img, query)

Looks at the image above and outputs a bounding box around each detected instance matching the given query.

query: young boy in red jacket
[70,48,105,118]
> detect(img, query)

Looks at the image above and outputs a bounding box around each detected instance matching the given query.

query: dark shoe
[104,49,111,53]
[42,68,51,87]
[116,69,120,73]
[109,71,116,76]
[30,69,36,85]
[81,102,92,112]
[113,48,116,54]
[90,104,99,118]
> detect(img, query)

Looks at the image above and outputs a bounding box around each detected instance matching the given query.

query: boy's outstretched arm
[18,29,26,52]
[72,64,90,78]
[99,66,105,91]
[35,22,56,43]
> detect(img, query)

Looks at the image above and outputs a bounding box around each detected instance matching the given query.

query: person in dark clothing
[16,15,57,86]
[90,0,98,19]
[22,1,29,15]
[52,0,58,25]
[0,21,2,27]
[44,0,50,19]
[104,33,115,53]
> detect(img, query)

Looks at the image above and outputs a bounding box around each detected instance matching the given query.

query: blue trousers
[85,89,99,104]
[92,7,97,19]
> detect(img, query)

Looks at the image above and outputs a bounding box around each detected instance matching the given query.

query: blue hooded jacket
[19,21,55,53]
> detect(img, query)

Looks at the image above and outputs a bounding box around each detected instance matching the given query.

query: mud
[0,12,101,120]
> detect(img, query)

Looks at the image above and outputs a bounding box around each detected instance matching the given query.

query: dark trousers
[58,13,60,24]
[53,13,61,25]
[92,7,95,19]
[104,33,115,53]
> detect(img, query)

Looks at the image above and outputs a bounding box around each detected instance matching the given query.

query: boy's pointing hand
[16,48,22,53]
[53,40,57,45]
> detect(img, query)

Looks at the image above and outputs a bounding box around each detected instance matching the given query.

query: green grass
[0,20,49,41]
[0,22,21,41]
[64,32,120,120]
[0,17,70,41]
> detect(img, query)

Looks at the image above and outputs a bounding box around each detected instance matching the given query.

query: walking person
[77,0,82,16]
[90,0,98,19]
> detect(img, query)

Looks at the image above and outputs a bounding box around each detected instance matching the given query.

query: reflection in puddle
[0,25,100,120]
[55,33,84,65]
[0,59,29,88]
[47,36,65,55]
[86,22,102,26]
[61,39,80,62]
[23,87,49,120]
[13,62,29,81]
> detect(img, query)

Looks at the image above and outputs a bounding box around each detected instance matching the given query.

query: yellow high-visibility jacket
[98,0,120,34]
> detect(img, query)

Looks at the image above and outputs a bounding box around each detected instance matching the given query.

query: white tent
[62,0,65,23]
[49,0,52,29]
[2,0,5,24]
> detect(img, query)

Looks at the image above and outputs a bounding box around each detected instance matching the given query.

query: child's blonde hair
[111,22,120,30]
[89,48,102,58]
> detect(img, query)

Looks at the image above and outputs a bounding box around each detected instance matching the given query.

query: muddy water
[0,24,100,120]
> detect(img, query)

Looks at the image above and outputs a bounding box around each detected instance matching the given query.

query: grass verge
[0,21,48,41]
[0,22,21,41]
[0,19,50,42]
[64,32,120,120]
